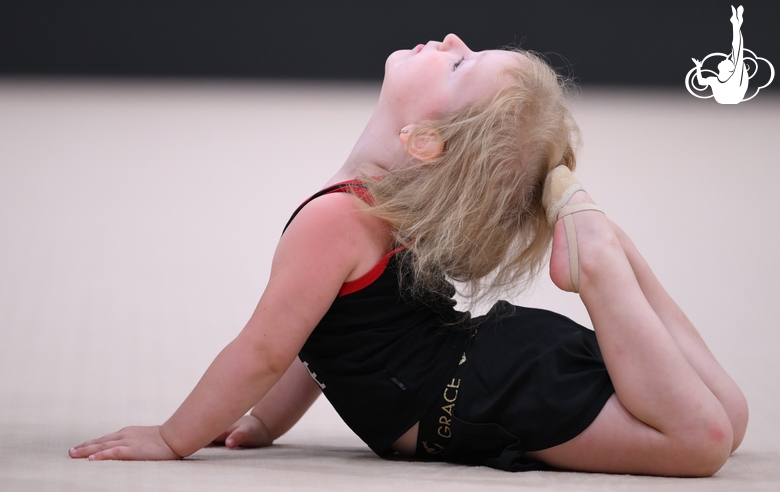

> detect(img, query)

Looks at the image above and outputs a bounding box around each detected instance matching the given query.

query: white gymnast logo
[685,5,774,104]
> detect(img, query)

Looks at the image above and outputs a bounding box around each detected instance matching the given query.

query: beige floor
[1,79,779,491]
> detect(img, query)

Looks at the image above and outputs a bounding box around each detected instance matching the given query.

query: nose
[439,33,469,52]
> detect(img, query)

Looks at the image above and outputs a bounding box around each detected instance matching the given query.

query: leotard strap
[282,180,404,297]
[282,180,370,233]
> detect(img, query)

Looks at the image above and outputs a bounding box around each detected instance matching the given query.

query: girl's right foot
[543,166,606,293]
[548,190,606,292]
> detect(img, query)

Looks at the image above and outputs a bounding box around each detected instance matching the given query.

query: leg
[527,394,716,475]
[540,187,733,476]
[609,221,748,451]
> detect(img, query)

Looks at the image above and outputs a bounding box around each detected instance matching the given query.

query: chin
[384,49,407,70]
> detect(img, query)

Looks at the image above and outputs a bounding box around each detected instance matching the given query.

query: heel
[543,166,604,292]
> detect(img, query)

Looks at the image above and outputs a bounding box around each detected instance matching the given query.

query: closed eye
[452,57,465,70]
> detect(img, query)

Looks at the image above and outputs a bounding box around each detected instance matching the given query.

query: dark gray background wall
[1,1,778,86]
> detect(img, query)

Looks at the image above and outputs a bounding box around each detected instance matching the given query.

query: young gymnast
[69,34,747,476]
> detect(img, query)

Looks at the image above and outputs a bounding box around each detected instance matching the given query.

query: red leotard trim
[321,179,373,204]
[338,245,406,296]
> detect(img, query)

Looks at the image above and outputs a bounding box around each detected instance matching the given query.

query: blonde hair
[361,50,579,304]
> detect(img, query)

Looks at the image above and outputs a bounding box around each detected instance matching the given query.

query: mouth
[413,44,424,54]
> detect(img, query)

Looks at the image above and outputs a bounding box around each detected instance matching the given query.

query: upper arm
[236,192,377,373]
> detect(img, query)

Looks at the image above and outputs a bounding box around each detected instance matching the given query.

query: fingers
[88,446,133,461]
[69,432,124,458]
[225,427,260,448]
[72,431,124,450]
[224,416,269,449]
[69,443,129,461]
[69,439,124,460]
[69,425,180,461]
[212,430,230,444]
[213,415,265,449]
[225,427,245,448]
[212,421,241,446]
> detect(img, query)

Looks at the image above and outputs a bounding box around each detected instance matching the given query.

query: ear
[399,125,445,162]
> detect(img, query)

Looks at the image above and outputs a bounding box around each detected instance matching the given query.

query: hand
[692,58,702,67]
[212,415,272,449]
[69,425,181,461]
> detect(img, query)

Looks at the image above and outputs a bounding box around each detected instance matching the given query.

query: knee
[686,443,730,478]
[677,416,733,477]
[729,391,749,453]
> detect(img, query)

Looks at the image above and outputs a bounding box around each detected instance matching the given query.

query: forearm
[160,338,291,457]
[249,357,321,442]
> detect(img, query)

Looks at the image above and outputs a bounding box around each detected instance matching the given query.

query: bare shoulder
[285,189,389,246]
[240,192,390,358]
[279,191,391,281]
[284,190,385,238]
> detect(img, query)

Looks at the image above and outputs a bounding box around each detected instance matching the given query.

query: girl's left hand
[69,425,181,461]
[212,414,272,449]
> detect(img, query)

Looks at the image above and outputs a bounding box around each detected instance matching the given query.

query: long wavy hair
[361,50,580,304]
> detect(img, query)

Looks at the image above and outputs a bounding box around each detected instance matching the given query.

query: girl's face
[382,34,521,124]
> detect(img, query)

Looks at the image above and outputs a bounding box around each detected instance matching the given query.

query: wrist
[248,413,274,446]
[158,424,186,458]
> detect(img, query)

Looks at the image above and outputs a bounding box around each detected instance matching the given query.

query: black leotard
[286,181,469,455]
[286,182,614,470]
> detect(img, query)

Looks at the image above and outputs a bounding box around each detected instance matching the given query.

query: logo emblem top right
[685,5,774,104]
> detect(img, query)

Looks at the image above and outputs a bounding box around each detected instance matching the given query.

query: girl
[69,34,747,476]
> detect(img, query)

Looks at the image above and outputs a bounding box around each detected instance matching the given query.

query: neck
[324,102,408,187]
